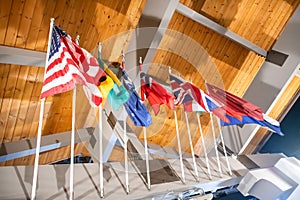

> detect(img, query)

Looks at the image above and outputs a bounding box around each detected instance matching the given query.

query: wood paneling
[180,0,300,50]
[0,0,146,166]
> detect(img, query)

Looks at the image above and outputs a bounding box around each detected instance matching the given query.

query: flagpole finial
[139,57,143,72]
[98,42,102,53]
[121,50,125,70]
[75,35,80,45]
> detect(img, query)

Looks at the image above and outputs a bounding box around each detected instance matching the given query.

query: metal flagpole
[99,106,104,197]
[70,86,76,200]
[174,109,185,183]
[217,118,232,176]
[123,108,130,194]
[196,113,212,179]
[184,112,199,181]
[139,57,151,190]
[209,113,222,177]
[204,81,222,178]
[143,127,151,190]
[68,35,81,200]
[97,43,104,198]
[168,67,185,183]
[31,18,55,200]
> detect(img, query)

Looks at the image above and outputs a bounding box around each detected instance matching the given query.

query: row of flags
[40,24,283,136]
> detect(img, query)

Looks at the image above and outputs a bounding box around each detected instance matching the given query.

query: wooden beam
[176,3,267,57]
[0,45,46,67]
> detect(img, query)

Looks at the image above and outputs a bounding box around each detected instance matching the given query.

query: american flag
[40,25,106,107]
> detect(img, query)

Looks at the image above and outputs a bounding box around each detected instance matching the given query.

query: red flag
[206,83,264,122]
[40,25,106,107]
[140,72,175,115]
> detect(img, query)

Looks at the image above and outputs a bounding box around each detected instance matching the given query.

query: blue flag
[122,68,152,127]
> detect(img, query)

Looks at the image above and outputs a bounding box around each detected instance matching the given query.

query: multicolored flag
[140,72,175,115]
[40,25,106,107]
[206,83,283,135]
[121,56,152,127]
[169,72,228,121]
[97,44,128,108]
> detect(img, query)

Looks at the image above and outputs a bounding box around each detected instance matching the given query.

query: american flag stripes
[40,25,106,107]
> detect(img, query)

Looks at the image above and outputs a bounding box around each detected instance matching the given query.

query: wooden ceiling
[0,0,299,166]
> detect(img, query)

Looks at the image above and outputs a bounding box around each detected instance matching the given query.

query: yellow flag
[98,75,114,106]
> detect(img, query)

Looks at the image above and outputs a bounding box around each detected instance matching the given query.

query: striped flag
[169,72,229,122]
[40,25,106,107]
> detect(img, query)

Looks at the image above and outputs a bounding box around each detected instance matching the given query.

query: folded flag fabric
[121,62,152,127]
[206,83,264,121]
[140,72,175,115]
[97,45,129,110]
[206,83,283,135]
[98,75,114,106]
[169,72,227,121]
[40,24,106,107]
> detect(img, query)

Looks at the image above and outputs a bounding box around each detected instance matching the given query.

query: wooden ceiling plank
[235,55,265,96]
[229,0,259,42]
[0,65,20,143]
[50,0,67,28]
[262,0,297,50]
[28,67,45,138]
[0,64,11,143]
[248,0,280,50]
[4,0,26,46]
[0,0,13,44]
[23,0,45,50]
[201,0,228,26]
[216,41,248,89]
[237,0,270,48]
[19,66,40,139]
[15,0,37,48]
[225,0,251,32]
[34,0,58,52]
[6,65,30,142]
[229,53,264,96]
[64,0,86,38]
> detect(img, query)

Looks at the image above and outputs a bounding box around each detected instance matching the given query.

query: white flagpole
[99,105,104,197]
[204,81,222,177]
[196,113,212,179]
[169,67,185,183]
[139,57,151,190]
[174,109,185,183]
[31,18,55,200]
[68,35,81,200]
[217,118,232,176]
[143,127,151,190]
[184,111,199,181]
[123,108,130,194]
[70,86,76,200]
[97,43,104,198]
[210,112,222,177]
